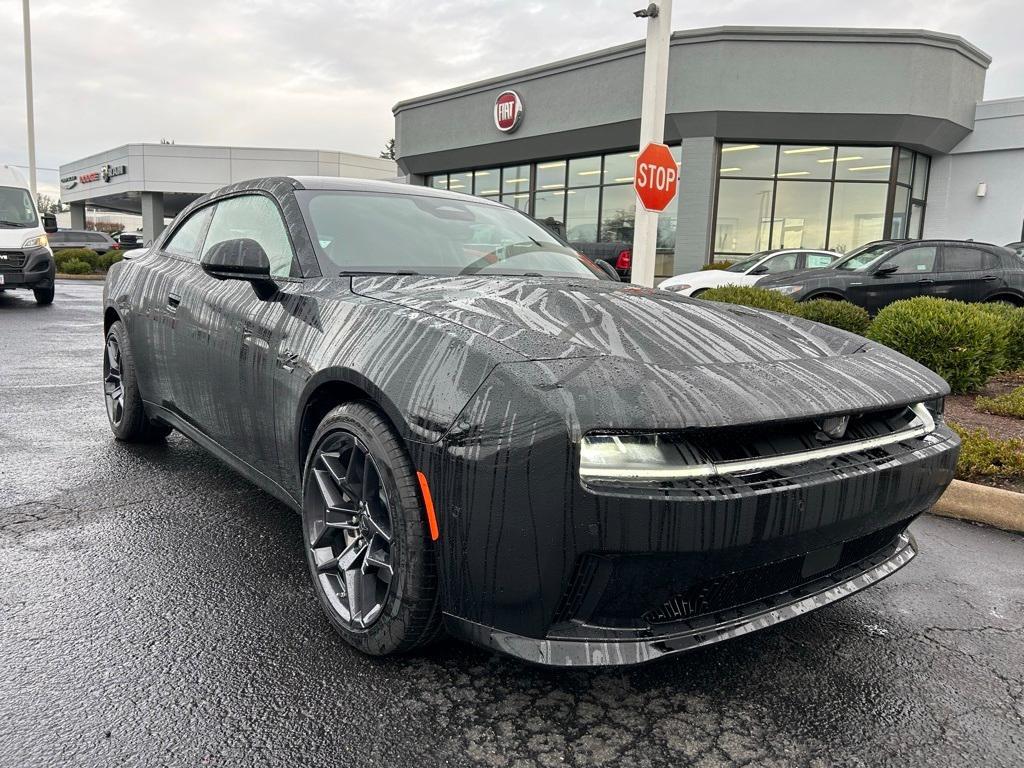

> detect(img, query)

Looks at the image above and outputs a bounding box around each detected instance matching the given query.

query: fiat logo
[494,90,524,133]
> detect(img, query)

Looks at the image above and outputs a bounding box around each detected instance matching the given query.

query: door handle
[916,279,934,284]
[167,293,181,310]
[981,275,998,282]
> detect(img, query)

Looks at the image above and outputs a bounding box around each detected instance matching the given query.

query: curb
[930,479,1024,534]
[56,274,106,281]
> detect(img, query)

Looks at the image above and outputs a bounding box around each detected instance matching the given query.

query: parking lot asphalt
[1,280,1022,768]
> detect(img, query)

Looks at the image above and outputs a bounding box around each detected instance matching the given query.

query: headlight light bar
[579,403,936,481]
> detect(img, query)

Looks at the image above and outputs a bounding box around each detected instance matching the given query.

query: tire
[33,285,54,305]
[103,321,172,442]
[302,402,441,656]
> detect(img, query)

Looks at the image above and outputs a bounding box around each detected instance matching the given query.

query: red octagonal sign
[634,142,679,212]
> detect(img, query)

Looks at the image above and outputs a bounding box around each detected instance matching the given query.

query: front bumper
[446,529,918,666]
[0,246,53,288]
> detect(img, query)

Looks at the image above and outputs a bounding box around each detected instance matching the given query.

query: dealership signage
[61,163,127,191]
[494,90,524,133]
[634,143,678,212]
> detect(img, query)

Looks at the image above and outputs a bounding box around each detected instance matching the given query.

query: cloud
[0,0,1017,197]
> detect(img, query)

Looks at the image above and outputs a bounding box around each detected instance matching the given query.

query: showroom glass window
[712,143,929,261]
[425,145,681,276]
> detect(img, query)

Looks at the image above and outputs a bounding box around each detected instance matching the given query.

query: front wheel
[33,285,54,305]
[103,321,172,441]
[302,402,441,656]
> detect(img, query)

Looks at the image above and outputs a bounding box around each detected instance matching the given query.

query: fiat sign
[494,90,524,133]
[634,142,679,212]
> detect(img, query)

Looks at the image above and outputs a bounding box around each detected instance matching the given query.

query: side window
[882,246,937,274]
[764,252,798,274]
[943,246,996,272]
[164,206,214,261]
[202,195,296,278]
[805,252,834,269]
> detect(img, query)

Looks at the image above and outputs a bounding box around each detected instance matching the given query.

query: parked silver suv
[48,229,119,254]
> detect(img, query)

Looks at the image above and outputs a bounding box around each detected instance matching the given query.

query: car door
[933,244,1002,303]
[177,193,299,480]
[122,206,213,411]
[850,245,938,313]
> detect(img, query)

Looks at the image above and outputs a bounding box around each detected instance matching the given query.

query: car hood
[353,275,863,365]
[0,225,44,249]
[757,267,839,285]
[351,275,948,428]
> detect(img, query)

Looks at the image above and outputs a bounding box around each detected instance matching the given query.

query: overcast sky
[1,0,1020,198]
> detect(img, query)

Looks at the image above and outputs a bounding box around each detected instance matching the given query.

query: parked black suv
[757,239,1024,313]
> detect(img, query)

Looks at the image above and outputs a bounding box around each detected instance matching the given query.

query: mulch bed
[946,371,1024,441]
[945,370,1024,493]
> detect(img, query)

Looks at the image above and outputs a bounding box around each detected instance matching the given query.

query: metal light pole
[22,0,37,197]
[630,0,672,288]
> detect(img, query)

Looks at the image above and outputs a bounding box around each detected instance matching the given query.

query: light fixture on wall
[976,182,987,198]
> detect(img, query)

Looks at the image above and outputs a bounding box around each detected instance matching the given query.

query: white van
[0,165,57,305]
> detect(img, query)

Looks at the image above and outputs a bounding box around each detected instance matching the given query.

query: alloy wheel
[307,432,395,629]
[103,336,125,425]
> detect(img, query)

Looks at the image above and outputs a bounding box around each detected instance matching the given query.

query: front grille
[0,251,27,271]
[644,521,906,624]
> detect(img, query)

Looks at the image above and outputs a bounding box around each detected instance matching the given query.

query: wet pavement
[1,280,1022,767]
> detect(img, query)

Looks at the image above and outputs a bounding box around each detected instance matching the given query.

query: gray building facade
[394,26,1022,276]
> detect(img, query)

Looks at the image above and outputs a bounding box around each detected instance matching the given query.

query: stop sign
[634,142,679,212]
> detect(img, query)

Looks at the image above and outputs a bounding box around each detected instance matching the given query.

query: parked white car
[658,249,838,296]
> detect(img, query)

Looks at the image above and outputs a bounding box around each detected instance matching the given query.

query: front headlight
[661,283,691,293]
[22,234,48,248]
[768,285,803,295]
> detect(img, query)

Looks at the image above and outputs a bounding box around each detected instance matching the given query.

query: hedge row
[699,286,1024,393]
[53,248,123,274]
[699,285,872,336]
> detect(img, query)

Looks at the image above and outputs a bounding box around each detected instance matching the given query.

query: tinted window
[49,232,68,243]
[165,206,214,260]
[883,246,937,274]
[943,246,996,272]
[203,195,295,278]
[86,233,107,243]
[763,252,799,273]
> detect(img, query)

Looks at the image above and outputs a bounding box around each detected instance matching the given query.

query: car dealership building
[57,144,397,244]
[394,26,1024,277]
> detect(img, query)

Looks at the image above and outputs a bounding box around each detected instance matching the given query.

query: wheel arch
[295,368,410,486]
[801,290,846,302]
[986,292,1024,307]
[103,305,121,334]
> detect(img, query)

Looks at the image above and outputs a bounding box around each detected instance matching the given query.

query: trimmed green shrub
[60,258,93,275]
[975,385,1024,419]
[699,285,799,314]
[795,299,872,336]
[98,251,124,271]
[53,248,98,272]
[950,422,1024,480]
[867,297,1008,394]
[977,301,1024,372]
[701,261,735,271]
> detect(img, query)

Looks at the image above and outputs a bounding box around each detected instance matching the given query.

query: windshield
[0,186,38,228]
[833,242,898,271]
[298,190,605,280]
[725,252,768,273]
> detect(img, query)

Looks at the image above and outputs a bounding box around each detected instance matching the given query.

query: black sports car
[757,239,1024,312]
[102,177,959,666]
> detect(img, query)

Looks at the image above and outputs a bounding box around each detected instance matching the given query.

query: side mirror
[594,259,621,281]
[874,264,899,277]
[749,265,769,275]
[42,213,58,234]
[201,238,276,297]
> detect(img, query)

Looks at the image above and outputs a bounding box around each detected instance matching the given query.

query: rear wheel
[103,321,172,441]
[33,285,54,305]
[302,402,441,656]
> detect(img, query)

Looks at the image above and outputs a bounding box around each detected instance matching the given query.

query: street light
[22,0,37,197]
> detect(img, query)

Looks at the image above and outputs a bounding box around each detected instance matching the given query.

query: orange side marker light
[416,471,439,541]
